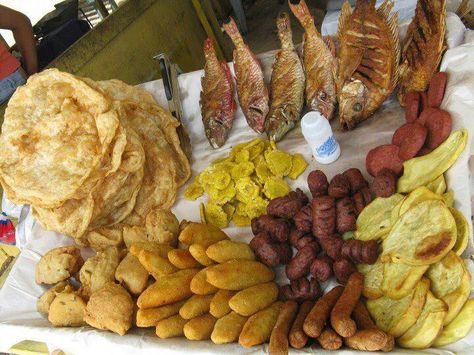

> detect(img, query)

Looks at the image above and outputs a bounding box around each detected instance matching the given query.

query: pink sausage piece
[425,109,452,149]
[366,144,403,177]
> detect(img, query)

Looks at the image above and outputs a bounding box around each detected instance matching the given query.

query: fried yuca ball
[84,282,134,336]
[35,246,83,285]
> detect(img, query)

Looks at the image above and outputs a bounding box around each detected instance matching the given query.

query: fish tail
[223,17,245,48]
[288,0,315,32]
[203,38,219,63]
[276,12,294,50]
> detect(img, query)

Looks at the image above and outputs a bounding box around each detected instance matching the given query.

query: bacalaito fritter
[265,12,305,142]
[289,0,337,120]
[200,38,236,148]
[398,0,446,106]
[223,16,269,134]
[336,0,400,130]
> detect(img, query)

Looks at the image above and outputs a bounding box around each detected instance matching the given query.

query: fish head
[338,80,368,130]
[266,105,297,142]
[205,117,228,149]
[310,89,336,120]
[247,97,269,133]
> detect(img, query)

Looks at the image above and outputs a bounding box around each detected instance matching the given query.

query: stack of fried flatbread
[0,69,190,246]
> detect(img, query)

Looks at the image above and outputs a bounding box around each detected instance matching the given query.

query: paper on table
[1,33,474,355]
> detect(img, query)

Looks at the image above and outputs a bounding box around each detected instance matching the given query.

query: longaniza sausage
[353,301,375,330]
[269,300,298,355]
[352,301,394,352]
[330,272,363,337]
[303,286,343,338]
[345,329,393,352]
[289,300,313,349]
[317,328,342,350]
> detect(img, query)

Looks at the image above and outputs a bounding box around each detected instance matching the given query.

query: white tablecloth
[1,22,474,355]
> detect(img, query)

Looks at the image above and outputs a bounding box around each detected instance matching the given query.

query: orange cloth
[0,41,20,80]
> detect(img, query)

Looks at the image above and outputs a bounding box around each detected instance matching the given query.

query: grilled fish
[223,17,269,133]
[289,0,337,120]
[336,0,400,130]
[200,38,236,148]
[266,12,305,142]
[398,0,446,106]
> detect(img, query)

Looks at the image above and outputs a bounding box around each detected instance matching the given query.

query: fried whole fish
[398,0,446,106]
[289,0,337,120]
[223,17,269,133]
[200,38,236,148]
[336,0,400,130]
[266,12,305,142]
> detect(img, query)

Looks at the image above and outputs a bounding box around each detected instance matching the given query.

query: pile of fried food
[35,208,183,334]
[355,143,473,347]
[367,72,453,198]
[200,0,447,147]
[184,138,308,228]
[35,222,394,353]
[248,168,379,297]
[35,222,276,341]
[0,69,190,247]
[34,118,473,350]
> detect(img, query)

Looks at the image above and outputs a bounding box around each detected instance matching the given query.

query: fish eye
[319,92,327,100]
[353,103,362,112]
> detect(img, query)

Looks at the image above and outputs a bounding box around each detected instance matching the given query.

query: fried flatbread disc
[0,69,120,207]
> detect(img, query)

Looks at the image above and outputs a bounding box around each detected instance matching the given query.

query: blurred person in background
[0,5,37,104]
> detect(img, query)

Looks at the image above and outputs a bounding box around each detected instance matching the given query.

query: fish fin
[439,1,447,50]
[324,36,339,85]
[335,57,342,93]
[344,47,364,79]
[438,0,447,58]
[223,17,245,48]
[336,48,364,95]
[434,44,447,72]
[456,0,472,17]
[337,1,353,44]
[377,0,394,19]
[323,36,336,57]
[402,16,415,51]
[391,64,401,92]
[386,9,401,91]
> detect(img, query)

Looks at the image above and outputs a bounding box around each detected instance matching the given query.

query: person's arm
[0,5,37,75]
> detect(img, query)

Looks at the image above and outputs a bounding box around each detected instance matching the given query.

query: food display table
[1,22,474,355]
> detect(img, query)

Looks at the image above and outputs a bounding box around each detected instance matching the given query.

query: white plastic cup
[301,111,341,164]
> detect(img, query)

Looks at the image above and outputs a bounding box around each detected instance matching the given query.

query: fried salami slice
[366,144,403,177]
